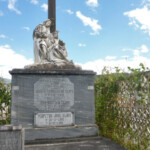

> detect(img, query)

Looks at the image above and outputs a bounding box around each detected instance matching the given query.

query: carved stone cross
[48,0,56,33]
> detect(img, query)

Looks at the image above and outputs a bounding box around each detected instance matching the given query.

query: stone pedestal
[0,125,24,150]
[9,69,98,143]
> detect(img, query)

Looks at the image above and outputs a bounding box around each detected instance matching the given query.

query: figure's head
[43,19,51,27]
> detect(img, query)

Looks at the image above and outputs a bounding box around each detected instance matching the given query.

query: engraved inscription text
[34,78,74,111]
[35,112,74,127]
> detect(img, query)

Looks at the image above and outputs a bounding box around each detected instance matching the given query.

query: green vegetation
[0,77,11,125]
[95,63,150,150]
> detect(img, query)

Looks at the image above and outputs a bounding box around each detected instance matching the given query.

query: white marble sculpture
[33,19,73,66]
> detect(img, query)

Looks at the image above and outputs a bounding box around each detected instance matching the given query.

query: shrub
[0,77,11,125]
[95,64,150,150]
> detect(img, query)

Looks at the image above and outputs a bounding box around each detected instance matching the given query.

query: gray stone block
[25,125,98,143]
[25,136,127,150]
[0,125,24,150]
[10,69,98,141]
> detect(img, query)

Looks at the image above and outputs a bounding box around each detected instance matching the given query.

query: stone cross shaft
[48,0,56,33]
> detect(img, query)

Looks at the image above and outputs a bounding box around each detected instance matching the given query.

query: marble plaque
[34,78,74,111]
[34,112,74,127]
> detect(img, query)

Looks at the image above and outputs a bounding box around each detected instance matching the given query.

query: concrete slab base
[25,136,126,150]
[25,125,99,144]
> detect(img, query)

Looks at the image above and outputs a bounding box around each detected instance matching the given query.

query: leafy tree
[0,77,11,125]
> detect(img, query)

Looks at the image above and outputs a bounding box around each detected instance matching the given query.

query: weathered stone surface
[10,69,94,75]
[34,112,74,127]
[10,69,98,141]
[10,69,96,127]
[0,125,24,150]
[25,63,81,70]
[33,19,77,67]
[25,136,127,150]
[34,77,74,111]
[25,125,98,143]
[0,125,22,131]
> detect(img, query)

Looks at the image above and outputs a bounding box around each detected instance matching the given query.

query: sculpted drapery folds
[33,19,71,66]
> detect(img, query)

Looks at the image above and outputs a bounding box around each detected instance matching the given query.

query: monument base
[25,136,126,150]
[0,125,24,150]
[25,125,98,144]
[10,69,98,143]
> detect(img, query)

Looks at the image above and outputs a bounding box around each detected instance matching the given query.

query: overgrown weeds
[95,64,150,150]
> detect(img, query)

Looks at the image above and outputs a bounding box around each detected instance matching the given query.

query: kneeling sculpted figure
[33,19,73,66]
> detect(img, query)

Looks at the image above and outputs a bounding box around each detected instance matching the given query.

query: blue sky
[0,0,150,78]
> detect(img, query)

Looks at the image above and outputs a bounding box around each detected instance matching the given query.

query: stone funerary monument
[10,0,98,144]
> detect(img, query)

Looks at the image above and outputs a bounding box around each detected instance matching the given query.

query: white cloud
[122,55,129,59]
[30,0,38,5]
[22,27,30,31]
[133,49,140,56]
[79,56,150,75]
[105,56,117,60]
[141,44,149,53]
[142,0,150,3]
[78,43,86,47]
[8,0,21,14]
[0,34,6,39]
[128,20,139,28]
[124,6,150,35]
[86,0,99,7]
[0,45,33,79]
[123,45,149,57]
[0,10,4,16]
[78,45,150,74]
[0,34,14,41]
[41,3,48,12]
[1,45,10,48]
[76,11,102,35]
[66,9,74,15]
[142,0,150,6]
